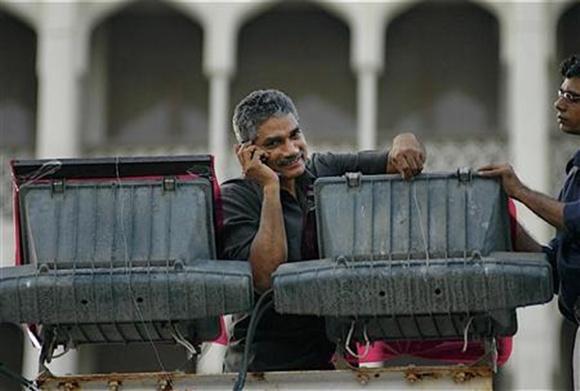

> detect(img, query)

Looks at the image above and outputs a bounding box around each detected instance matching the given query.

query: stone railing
[1,139,575,217]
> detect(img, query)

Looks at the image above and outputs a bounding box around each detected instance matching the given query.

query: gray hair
[232,89,299,143]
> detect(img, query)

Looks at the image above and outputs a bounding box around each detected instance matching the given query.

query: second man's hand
[479,162,565,231]
[478,163,526,200]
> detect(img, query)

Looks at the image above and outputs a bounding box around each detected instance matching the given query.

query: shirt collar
[566,150,580,173]
[295,160,316,211]
[296,161,316,187]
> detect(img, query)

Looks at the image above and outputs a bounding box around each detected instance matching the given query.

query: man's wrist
[262,181,280,195]
[386,154,395,173]
[511,184,529,202]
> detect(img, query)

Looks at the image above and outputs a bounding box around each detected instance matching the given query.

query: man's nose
[282,139,299,155]
[555,96,566,112]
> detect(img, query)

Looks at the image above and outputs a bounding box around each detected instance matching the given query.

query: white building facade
[0,0,579,389]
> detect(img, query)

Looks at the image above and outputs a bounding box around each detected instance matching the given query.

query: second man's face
[253,113,309,180]
[555,77,580,135]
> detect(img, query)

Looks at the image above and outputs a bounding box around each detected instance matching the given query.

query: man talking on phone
[220,89,426,372]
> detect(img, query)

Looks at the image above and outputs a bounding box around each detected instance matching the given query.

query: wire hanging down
[233,289,274,391]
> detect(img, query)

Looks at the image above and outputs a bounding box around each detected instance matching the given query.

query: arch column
[197,3,243,179]
[24,2,85,378]
[36,2,87,159]
[347,3,391,150]
[356,66,380,150]
[503,2,551,243]
[500,4,557,391]
[208,71,232,179]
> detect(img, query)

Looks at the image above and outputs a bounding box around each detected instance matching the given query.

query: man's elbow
[253,277,272,294]
[249,259,276,293]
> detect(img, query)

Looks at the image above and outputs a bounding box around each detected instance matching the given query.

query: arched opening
[557,3,580,62]
[233,1,355,149]
[0,10,34,380]
[0,9,36,151]
[378,1,501,143]
[0,9,36,231]
[86,0,207,150]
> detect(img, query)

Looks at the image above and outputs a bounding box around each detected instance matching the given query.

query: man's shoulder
[220,177,261,199]
[306,151,349,172]
[307,151,386,177]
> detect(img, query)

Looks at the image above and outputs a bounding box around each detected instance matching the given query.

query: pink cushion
[357,337,512,366]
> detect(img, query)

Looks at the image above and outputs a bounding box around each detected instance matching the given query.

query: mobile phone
[250,145,268,164]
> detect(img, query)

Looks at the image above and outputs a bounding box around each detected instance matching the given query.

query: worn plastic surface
[18,179,215,265]
[273,253,551,316]
[0,261,252,324]
[0,156,253,350]
[326,311,517,341]
[272,172,553,341]
[316,172,511,259]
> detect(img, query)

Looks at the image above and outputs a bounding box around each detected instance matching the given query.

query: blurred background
[0,0,579,389]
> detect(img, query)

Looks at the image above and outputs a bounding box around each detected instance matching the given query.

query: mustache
[276,152,303,166]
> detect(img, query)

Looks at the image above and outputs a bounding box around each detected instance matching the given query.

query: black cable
[233,301,273,391]
[233,289,274,391]
[0,362,37,391]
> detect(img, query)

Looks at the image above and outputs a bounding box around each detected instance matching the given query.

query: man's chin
[561,126,580,135]
[278,162,305,179]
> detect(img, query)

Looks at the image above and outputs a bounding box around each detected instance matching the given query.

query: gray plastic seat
[272,171,553,343]
[0,156,253,363]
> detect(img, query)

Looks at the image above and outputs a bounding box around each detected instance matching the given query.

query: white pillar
[84,24,109,148]
[35,2,85,159]
[22,330,80,379]
[504,2,551,243]
[347,4,386,150]
[356,68,379,150]
[500,4,558,391]
[208,72,230,180]
[193,3,240,181]
[24,2,83,377]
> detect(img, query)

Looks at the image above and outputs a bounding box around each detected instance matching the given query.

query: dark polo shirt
[220,151,387,371]
[543,150,580,323]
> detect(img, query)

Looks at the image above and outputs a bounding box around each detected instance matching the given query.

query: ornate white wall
[0,0,578,388]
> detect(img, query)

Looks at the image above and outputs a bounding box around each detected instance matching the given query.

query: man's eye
[559,89,580,103]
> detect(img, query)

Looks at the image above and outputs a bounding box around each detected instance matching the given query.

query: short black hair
[232,89,299,143]
[561,54,580,78]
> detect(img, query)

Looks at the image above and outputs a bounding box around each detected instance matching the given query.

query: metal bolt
[158,378,173,391]
[357,372,370,385]
[58,382,77,391]
[405,372,420,383]
[454,371,468,383]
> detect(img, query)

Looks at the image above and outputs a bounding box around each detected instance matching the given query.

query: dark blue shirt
[543,150,580,322]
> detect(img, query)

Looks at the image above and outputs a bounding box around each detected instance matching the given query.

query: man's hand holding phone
[235,143,279,188]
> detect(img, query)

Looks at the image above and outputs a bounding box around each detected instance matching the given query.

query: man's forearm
[249,184,288,292]
[513,221,543,252]
[514,186,565,231]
